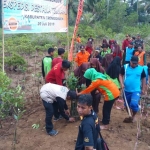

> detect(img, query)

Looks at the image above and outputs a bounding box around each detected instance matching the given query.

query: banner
[3,0,68,34]
[68,0,84,61]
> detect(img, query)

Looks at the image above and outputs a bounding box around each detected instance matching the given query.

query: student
[88,35,94,44]
[42,48,54,79]
[75,45,90,67]
[40,83,76,136]
[107,56,122,110]
[75,94,100,150]
[46,60,71,85]
[125,42,134,64]
[77,68,120,129]
[52,48,65,68]
[134,46,146,66]
[100,45,110,58]
[85,41,93,55]
[93,48,103,63]
[119,56,146,123]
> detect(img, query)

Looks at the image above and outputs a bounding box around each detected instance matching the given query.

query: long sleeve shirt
[80,79,120,101]
[45,62,65,85]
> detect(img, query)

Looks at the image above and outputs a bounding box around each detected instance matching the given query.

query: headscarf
[74,62,90,85]
[90,58,105,73]
[86,41,92,48]
[106,56,121,79]
[102,54,113,70]
[102,39,109,48]
[84,68,107,81]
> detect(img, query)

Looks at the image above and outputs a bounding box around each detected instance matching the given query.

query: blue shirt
[125,47,134,61]
[75,111,100,150]
[124,64,144,92]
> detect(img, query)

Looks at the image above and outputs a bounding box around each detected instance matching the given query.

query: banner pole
[67,0,69,52]
[2,0,5,72]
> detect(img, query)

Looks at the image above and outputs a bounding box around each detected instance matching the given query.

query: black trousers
[102,98,117,125]
[42,100,54,133]
[91,90,101,113]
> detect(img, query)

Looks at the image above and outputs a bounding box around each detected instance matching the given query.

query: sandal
[114,106,121,110]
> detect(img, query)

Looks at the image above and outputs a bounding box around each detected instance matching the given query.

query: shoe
[48,129,58,136]
[53,115,63,121]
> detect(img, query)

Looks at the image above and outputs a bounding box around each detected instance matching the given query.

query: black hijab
[106,56,121,79]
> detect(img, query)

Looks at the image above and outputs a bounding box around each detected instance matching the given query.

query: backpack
[96,131,109,150]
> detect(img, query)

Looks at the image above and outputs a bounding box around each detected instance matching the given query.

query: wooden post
[2,0,5,72]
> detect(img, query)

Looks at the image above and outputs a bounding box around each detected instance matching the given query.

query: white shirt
[40,83,69,103]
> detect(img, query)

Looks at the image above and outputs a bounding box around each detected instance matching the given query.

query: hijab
[84,68,107,81]
[106,56,121,79]
[90,58,105,73]
[74,62,90,85]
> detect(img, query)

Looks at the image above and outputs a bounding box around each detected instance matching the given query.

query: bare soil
[0,53,150,150]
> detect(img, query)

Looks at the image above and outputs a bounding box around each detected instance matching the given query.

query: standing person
[46,60,71,85]
[40,83,76,136]
[107,56,122,109]
[100,45,110,58]
[122,34,132,65]
[74,62,90,86]
[75,45,90,67]
[134,34,144,50]
[134,46,146,66]
[88,35,94,44]
[76,34,81,52]
[102,54,114,71]
[42,48,54,79]
[77,68,120,129]
[75,94,100,150]
[124,42,134,64]
[102,38,109,48]
[52,48,65,68]
[93,48,103,63]
[119,56,146,123]
[85,41,93,55]
[112,41,122,60]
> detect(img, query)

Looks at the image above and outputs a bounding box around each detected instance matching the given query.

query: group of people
[39,33,150,150]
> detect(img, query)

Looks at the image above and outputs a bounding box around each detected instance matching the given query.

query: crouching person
[75,94,100,150]
[40,83,76,136]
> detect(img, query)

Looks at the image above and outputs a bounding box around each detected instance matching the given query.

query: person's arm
[79,81,99,95]
[75,54,79,66]
[42,59,45,78]
[82,124,94,150]
[119,66,125,89]
[144,54,146,65]
[56,97,69,120]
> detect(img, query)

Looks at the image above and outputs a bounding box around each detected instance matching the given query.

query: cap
[67,90,77,100]
[131,56,138,63]
[80,45,85,49]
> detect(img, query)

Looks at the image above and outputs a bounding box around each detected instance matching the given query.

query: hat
[95,47,100,52]
[80,45,85,49]
[67,90,77,100]
[131,56,138,64]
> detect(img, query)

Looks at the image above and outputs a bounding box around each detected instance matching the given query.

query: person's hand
[69,117,75,122]
[65,109,70,116]
[76,88,81,96]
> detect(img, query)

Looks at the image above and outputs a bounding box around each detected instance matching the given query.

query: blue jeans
[124,91,141,112]
[42,100,54,133]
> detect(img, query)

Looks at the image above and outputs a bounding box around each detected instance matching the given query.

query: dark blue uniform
[75,111,100,150]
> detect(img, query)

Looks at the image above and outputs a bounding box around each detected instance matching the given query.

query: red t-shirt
[45,62,65,85]
[52,57,63,68]
[122,39,131,51]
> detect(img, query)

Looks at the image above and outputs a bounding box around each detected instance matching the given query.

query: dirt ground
[0,53,150,150]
